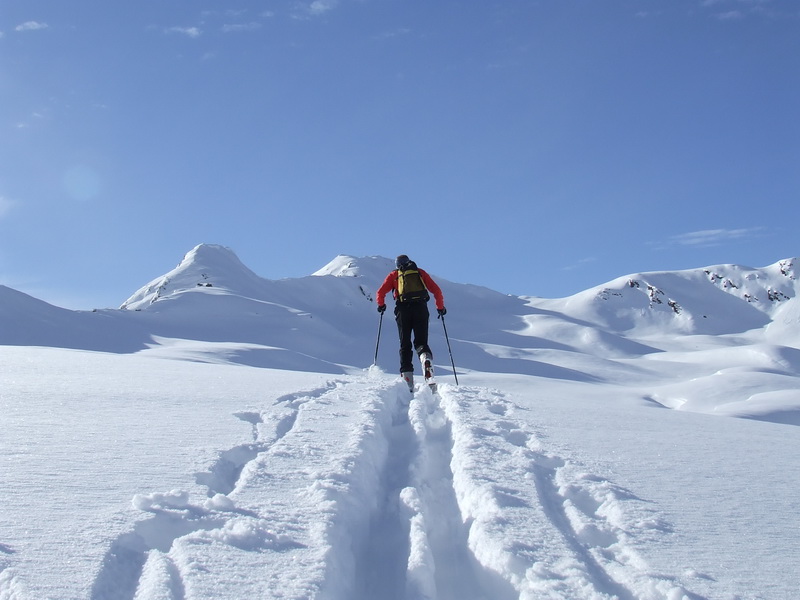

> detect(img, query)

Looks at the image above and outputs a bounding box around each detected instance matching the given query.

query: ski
[420,353,437,393]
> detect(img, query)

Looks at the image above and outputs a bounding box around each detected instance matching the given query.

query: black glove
[377,304,386,314]
[437,307,447,317]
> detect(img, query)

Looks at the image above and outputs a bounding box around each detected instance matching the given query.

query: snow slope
[1,245,799,599]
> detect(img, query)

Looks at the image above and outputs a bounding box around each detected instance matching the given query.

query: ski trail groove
[530,456,637,600]
[90,382,341,600]
[193,390,310,496]
[353,381,517,600]
[403,387,517,600]
[352,388,416,600]
[438,385,702,600]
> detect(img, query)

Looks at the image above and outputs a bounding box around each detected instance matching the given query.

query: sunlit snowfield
[2,246,799,599]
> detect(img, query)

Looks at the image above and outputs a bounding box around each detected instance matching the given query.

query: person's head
[396,255,411,269]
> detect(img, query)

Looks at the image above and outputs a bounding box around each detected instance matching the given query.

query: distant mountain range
[1,244,798,376]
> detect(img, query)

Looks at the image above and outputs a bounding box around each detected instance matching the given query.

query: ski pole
[373,311,384,366]
[440,314,459,386]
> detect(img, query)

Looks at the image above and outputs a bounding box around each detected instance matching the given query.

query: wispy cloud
[373,27,412,41]
[292,0,340,19]
[562,257,598,272]
[702,0,773,6]
[700,0,786,19]
[309,0,339,16]
[717,10,745,19]
[15,21,49,32]
[667,227,766,247]
[222,22,262,33]
[201,9,251,19]
[165,26,202,38]
[14,108,50,130]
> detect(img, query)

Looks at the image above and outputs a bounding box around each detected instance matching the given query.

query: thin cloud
[702,0,773,6]
[14,108,49,130]
[562,257,598,272]
[700,0,786,19]
[222,22,262,33]
[667,227,765,247]
[292,0,339,18]
[165,26,202,38]
[200,9,249,19]
[373,27,412,40]
[310,0,339,15]
[15,21,49,32]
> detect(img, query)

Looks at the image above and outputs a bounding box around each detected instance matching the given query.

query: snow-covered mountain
[540,258,798,338]
[3,243,798,421]
[2,244,800,600]
[9,243,800,349]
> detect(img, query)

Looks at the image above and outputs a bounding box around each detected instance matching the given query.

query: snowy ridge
[120,244,270,310]
[312,254,394,281]
[540,258,799,336]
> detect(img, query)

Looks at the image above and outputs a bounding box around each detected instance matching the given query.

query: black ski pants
[394,301,432,373]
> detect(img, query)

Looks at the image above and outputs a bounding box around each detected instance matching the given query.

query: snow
[1,244,799,599]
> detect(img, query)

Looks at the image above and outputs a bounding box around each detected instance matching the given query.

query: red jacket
[377,268,445,310]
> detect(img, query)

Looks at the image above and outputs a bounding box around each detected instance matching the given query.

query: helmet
[395,255,411,269]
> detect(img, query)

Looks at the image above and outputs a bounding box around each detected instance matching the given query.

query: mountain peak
[175,244,254,276]
[312,255,394,281]
[312,255,361,277]
[120,243,265,310]
[180,243,240,266]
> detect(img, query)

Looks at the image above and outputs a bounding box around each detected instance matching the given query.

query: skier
[377,255,446,391]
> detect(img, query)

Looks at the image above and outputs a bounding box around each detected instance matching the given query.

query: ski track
[438,386,704,600]
[87,376,704,600]
[90,381,344,600]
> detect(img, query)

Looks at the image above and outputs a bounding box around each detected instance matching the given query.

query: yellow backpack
[397,267,430,303]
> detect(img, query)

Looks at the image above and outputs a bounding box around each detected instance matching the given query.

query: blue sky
[1,0,798,309]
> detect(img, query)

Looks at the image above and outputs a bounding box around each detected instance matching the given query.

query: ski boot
[401,371,414,393]
[420,353,437,393]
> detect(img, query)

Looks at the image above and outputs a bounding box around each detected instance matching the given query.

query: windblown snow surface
[2,244,800,600]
